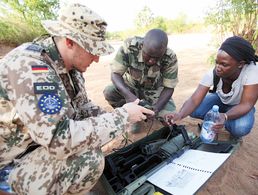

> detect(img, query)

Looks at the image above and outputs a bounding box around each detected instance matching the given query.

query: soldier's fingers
[133,98,140,104]
[142,114,147,120]
[141,107,154,115]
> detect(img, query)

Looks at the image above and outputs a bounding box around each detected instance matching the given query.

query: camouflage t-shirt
[110,36,178,90]
[0,37,130,168]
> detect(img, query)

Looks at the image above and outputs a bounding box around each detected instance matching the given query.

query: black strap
[0,142,40,170]
[209,68,220,93]
[15,142,40,159]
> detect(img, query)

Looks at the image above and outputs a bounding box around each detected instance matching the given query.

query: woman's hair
[219,36,258,63]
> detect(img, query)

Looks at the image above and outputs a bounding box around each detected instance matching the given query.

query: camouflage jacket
[110,36,178,90]
[0,37,130,168]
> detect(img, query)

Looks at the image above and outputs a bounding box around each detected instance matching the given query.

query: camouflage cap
[41,3,114,56]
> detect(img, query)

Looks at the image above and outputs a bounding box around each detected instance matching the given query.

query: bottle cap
[212,105,219,112]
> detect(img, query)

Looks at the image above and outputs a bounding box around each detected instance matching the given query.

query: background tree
[134,6,154,31]
[166,13,188,34]
[0,0,59,45]
[205,0,257,52]
[149,16,168,32]
[134,6,195,35]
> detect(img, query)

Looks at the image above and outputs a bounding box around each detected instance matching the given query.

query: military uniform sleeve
[110,41,130,75]
[162,49,179,88]
[1,45,130,159]
[83,99,106,115]
[72,70,107,116]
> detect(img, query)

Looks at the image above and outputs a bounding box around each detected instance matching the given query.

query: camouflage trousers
[103,84,176,118]
[9,146,104,195]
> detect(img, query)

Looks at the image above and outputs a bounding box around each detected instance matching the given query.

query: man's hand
[123,99,155,123]
[111,73,138,103]
[153,87,174,116]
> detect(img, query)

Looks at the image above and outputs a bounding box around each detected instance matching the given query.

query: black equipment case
[100,125,239,195]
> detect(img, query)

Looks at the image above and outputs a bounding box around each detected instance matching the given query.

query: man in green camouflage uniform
[0,3,153,195]
[104,29,178,123]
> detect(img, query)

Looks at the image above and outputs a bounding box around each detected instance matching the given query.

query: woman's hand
[163,112,182,126]
[212,113,227,133]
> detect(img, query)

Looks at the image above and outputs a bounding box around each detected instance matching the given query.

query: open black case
[100,125,240,195]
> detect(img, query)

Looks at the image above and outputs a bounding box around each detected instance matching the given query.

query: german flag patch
[31,65,49,73]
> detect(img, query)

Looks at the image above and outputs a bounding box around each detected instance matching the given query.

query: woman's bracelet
[224,113,228,121]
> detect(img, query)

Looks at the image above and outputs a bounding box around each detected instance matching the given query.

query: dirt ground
[1,33,258,194]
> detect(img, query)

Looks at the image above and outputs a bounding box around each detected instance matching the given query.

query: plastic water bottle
[200,105,221,143]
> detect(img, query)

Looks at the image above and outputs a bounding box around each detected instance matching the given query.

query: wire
[112,132,133,153]
[146,118,154,136]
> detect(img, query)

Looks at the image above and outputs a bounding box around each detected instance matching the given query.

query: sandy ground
[1,33,258,194]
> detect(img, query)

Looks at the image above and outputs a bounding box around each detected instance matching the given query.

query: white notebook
[147,149,231,195]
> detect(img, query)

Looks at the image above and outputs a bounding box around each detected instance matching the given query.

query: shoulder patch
[26,44,44,53]
[38,94,62,114]
[31,65,49,73]
[34,82,58,94]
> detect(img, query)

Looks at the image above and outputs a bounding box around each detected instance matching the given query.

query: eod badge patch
[34,82,58,94]
[38,94,62,114]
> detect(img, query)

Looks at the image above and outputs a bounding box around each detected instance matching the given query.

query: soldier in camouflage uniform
[103,29,178,122]
[0,3,154,195]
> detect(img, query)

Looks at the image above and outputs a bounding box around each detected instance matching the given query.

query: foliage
[134,6,154,29]
[205,0,257,52]
[149,16,168,32]
[108,7,205,40]
[133,6,200,35]
[0,0,59,45]
[105,31,123,41]
[166,13,189,34]
[0,16,45,45]
[106,29,140,41]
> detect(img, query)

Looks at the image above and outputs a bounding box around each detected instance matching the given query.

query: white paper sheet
[147,149,230,195]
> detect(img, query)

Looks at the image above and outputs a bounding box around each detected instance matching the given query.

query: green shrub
[0,0,58,45]
[0,16,46,45]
